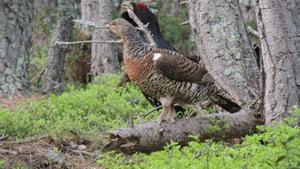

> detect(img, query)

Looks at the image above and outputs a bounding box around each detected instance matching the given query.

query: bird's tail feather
[212,95,241,113]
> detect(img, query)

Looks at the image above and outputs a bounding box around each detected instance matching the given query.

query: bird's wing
[151,49,214,83]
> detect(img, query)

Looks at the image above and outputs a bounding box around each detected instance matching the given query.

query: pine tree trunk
[42,0,75,94]
[91,0,120,77]
[191,0,260,111]
[289,0,300,100]
[0,0,33,97]
[33,0,58,13]
[255,0,299,124]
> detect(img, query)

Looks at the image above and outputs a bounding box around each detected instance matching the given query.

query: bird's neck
[147,23,162,39]
[123,29,148,58]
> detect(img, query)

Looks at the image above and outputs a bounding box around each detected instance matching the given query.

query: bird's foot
[165,111,177,122]
[156,116,176,125]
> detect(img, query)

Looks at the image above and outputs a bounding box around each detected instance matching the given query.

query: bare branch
[180,1,190,5]
[180,20,190,26]
[134,106,162,119]
[30,68,45,84]
[55,40,123,45]
[125,9,156,47]
[247,26,259,37]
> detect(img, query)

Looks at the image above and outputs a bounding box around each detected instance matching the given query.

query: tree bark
[255,0,299,124]
[102,110,259,154]
[190,0,260,111]
[188,1,203,63]
[42,0,75,94]
[288,0,300,100]
[33,0,58,13]
[0,0,33,97]
[90,0,120,77]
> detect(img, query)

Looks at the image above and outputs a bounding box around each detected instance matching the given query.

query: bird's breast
[123,55,153,82]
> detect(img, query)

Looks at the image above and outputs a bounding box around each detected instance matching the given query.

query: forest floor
[0,134,101,169]
[0,95,44,110]
[0,98,102,169]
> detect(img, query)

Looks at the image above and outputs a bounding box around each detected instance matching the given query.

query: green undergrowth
[0,75,299,168]
[0,75,152,141]
[98,110,300,169]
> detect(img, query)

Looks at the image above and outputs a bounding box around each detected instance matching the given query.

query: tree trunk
[91,0,120,77]
[188,1,202,63]
[42,0,75,94]
[288,0,300,100]
[33,0,58,13]
[0,0,33,97]
[255,0,299,124]
[191,0,260,111]
[103,110,259,154]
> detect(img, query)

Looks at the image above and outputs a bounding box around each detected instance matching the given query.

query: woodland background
[0,0,299,168]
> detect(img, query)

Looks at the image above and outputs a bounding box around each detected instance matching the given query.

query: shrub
[0,75,152,140]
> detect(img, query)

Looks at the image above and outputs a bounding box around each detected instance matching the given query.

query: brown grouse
[108,18,240,123]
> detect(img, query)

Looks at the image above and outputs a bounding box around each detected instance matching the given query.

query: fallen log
[102,110,261,154]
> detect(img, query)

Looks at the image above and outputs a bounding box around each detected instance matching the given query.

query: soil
[0,136,103,169]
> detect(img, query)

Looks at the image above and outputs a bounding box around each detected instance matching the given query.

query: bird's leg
[166,104,176,121]
[157,97,174,124]
[157,108,168,124]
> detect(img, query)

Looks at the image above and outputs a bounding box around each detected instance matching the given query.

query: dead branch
[247,26,259,37]
[123,5,156,47]
[180,20,190,26]
[102,110,260,154]
[55,40,123,45]
[134,106,162,119]
[30,68,45,84]
[180,1,190,5]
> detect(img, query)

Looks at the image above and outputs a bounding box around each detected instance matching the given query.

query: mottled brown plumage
[108,18,240,123]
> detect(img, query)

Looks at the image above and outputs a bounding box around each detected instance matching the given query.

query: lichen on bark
[0,0,33,97]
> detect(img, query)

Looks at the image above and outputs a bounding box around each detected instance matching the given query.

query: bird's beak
[121,1,133,13]
[105,23,110,29]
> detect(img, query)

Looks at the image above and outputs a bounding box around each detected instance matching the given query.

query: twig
[194,141,213,159]
[55,40,123,45]
[73,19,107,29]
[134,106,162,119]
[247,26,259,37]
[0,148,18,155]
[0,134,7,141]
[125,9,156,47]
[30,68,45,84]
[180,1,190,5]
[180,20,190,26]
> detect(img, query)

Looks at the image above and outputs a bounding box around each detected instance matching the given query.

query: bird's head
[107,18,136,39]
[121,1,158,28]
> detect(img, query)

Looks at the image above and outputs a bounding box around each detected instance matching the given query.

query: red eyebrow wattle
[136,3,147,10]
